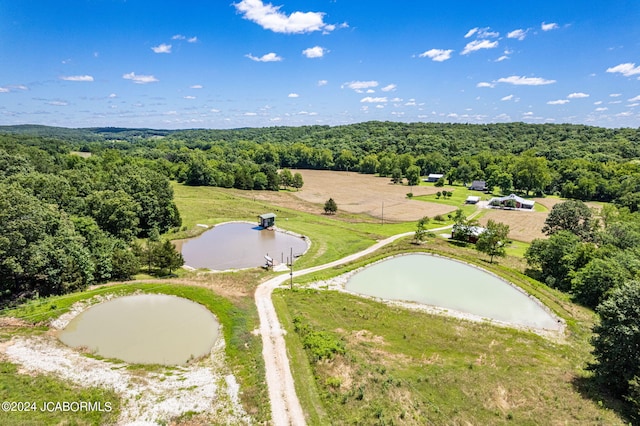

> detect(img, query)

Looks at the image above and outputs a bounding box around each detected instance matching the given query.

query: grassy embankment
[273,236,628,425]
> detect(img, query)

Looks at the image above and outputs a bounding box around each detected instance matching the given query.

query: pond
[176,222,309,270]
[345,254,561,331]
[58,294,219,365]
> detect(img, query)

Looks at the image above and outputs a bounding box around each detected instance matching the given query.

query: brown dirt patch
[286,170,457,222]
[478,209,547,242]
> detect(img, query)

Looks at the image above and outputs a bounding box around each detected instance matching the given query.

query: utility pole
[289,247,293,289]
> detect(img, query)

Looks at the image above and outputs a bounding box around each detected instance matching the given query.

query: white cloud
[245,52,283,62]
[184,96,196,99]
[366,89,375,93]
[47,101,68,106]
[501,95,514,101]
[610,93,622,97]
[548,99,569,105]
[507,29,527,40]
[541,22,559,31]
[234,0,334,34]
[465,27,499,38]
[595,107,608,112]
[497,75,556,86]
[0,87,10,93]
[568,92,589,99]
[495,55,509,62]
[360,97,388,103]
[477,82,495,88]
[188,36,198,43]
[122,72,159,84]
[172,34,186,40]
[302,46,326,58]
[461,39,498,55]
[317,80,328,86]
[594,101,603,105]
[606,63,640,78]
[629,95,640,102]
[244,112,257,116]
[464,28,478,38]
[381,84,396,92]
[60,75,94,82]
[210,108,220,113]
[151,43,172,54]
[288,93,299,98]
[419,48,454,62]
[108,93,117,98]
[342,81,378,90]
[190,85,203,89]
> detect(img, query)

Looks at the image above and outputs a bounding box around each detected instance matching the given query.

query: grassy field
[273,237,628,425]
[170,182,455,270]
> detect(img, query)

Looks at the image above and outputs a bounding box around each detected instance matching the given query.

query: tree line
[0,135,182,307]
[525,200,640,420]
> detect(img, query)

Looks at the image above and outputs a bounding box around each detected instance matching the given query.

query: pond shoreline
[305,252,566,339]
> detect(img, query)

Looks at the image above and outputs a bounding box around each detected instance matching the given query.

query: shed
[469,180,487,191]
[258,213,276,228]
[423,173,444,182]
[465,195,481,204]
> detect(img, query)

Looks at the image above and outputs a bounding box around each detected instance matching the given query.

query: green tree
[590,281,640,398]
[86,190,141,242]
[571,258,628,309]
[359,154,379,174]
[253,172,268,190]
[153,240,184,274]
[542,200,594,241]
[488,171,513,195]
[279,168,293,188]
[525,231,586,291]
[512,154,551,195]
[324,198,338,215]
[475,220,510,263]
[291,172,304,190]
[414,216,430,244]
[390,168,403,184]
[335,149,358,171]
[405,165,421,187]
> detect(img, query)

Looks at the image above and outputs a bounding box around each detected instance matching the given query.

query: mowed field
[287,170,457,222]
[478,209,547,242]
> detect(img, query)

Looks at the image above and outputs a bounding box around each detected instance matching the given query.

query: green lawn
[273,237,627,425]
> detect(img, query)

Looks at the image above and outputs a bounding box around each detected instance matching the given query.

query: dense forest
[4,121,640,205]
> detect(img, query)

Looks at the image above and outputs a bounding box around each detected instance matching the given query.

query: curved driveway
[255,223,458,425]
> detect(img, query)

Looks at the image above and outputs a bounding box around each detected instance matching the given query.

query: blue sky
[1,0,639,129]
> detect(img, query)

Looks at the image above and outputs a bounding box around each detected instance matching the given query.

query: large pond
[177,222,309,270]
[345,254,561,331]
[58,294,219,365]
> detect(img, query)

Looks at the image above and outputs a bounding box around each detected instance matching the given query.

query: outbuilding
[258,213,276,228]
[423,173,444,182]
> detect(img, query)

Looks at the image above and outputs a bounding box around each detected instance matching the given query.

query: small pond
[58,294,219,365]
[345,254,560,330]
[177,222,309,270]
